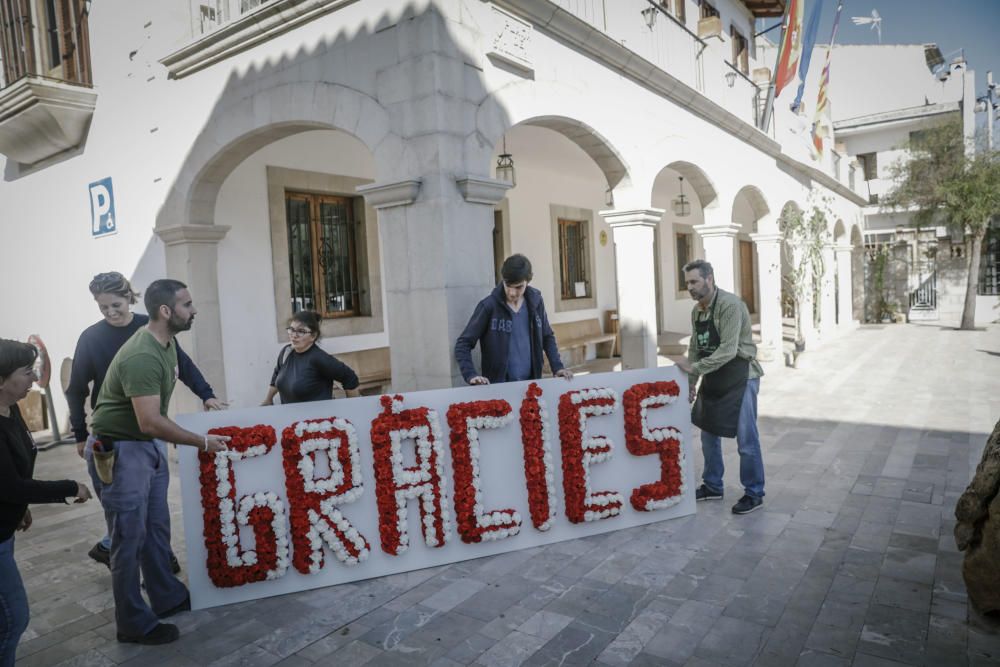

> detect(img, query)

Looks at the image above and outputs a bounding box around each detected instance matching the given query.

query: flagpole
[759,0,795,134]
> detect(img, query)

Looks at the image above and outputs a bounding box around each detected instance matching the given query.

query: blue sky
[760,0,1000,93]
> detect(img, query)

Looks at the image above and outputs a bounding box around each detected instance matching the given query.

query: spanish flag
[774,0,805,99]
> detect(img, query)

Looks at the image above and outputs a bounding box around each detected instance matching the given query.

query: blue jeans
[86,439,188,637]
[700,377,765,498]
[0,537,29,667]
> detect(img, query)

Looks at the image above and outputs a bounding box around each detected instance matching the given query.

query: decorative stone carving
[356,180,421,209]
[955,418,1000,615]
[488,6,533,73]
[455,176,512,205]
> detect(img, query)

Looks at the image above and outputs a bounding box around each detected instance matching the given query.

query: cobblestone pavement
[13,323,1000,666]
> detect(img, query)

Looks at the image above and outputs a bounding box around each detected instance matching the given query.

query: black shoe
[732,494,763,515]
[117,623,179,645]
[88,542,111,569]
[158,595,190,619]
[170,553,181,574]
[695,484,723,501]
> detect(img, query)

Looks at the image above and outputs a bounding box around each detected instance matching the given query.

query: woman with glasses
[261,310,360,405]
[1,339,92,666]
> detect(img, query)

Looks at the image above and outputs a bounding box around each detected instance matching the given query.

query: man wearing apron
[676,260,765,514]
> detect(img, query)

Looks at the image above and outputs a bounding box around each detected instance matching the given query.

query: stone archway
[154,82,404,400]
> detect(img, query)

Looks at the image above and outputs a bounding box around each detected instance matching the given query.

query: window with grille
[700,1,719,19]
[980,221,1000,296]
[858,152,878,181]
[558,218,590,299]
[285,192,362,318]
[730,27,749,74]
[660,0,685,22]
[0,0,92,89]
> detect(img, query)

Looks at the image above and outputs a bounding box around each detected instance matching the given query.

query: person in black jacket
[65,272,225,569]
[261,310,361,405]
[455,254,573,385]
[0,339,92,666]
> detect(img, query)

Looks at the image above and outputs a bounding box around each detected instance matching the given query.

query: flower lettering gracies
[370,395,451,555]
[198,425,289,588]
[519,383,558,531]
[282,418,371,574]
[558,387,623,523]
[446,398,521,544]
[622,381,685,511]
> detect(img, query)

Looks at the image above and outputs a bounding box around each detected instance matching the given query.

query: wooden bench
[550,319,617,368]
[330,347,391,397]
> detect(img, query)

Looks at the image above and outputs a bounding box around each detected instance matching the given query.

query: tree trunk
[960,227,986,330]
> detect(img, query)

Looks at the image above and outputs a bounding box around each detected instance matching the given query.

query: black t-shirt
[0,405,78,541]
[270,344,359,404]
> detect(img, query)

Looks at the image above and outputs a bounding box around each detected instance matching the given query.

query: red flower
[282,418,370,574]
[446,399,520,544]
[622,381,684,511]
[370,395,450,555]
[558,388,623,523]
[198,425,287,588]
[519,383,556,531]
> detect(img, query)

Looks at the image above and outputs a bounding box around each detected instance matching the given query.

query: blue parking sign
[90,177,116,238]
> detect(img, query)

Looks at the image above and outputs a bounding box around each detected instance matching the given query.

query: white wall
[212,130,381,409]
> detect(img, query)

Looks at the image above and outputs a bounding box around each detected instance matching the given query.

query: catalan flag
[811,0,844,157]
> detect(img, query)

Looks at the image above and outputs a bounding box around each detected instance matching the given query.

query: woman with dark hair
[65,272,225,569]
[260,310,361,405]
[0,339,92,666]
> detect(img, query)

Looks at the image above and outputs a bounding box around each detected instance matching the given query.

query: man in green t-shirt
[88,279,230,646]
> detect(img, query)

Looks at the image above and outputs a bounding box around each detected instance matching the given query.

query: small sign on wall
[89,177,117,238]
[488,6,533,73]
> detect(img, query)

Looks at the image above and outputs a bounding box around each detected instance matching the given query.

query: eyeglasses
[286,327,313,337]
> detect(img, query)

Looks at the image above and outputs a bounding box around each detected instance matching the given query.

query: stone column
[694,220,740,292]
[820,243,838,336]
[155,224,231,412]
[601,209,663,370]
[359,177,506,391]
[835,244,858,328]
[750,232,783,363]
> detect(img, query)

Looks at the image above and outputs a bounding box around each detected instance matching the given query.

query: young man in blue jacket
[455,254,573,385]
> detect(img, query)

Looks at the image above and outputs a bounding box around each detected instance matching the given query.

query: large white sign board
[177,368,694,610]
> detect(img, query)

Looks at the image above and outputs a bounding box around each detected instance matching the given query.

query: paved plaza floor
[12,322,1000,666]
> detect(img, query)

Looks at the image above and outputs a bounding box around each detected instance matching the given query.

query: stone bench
[330,347,391,397]
[550,318,617,368]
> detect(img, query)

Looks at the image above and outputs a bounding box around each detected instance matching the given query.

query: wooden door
[739,240,756,314]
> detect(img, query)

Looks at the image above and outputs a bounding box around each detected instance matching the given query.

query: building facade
[0,0,867,426]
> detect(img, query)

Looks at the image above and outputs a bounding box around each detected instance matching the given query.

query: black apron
[691,292,749,438]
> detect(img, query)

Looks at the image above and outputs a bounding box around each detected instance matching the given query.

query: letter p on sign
[90,177,116,238]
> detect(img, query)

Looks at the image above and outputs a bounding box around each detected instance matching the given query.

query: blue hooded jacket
[455,284,565,384]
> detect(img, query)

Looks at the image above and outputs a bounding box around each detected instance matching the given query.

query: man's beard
[167,312,193,334]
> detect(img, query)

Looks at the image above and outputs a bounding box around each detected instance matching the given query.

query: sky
[759,0,1000,94]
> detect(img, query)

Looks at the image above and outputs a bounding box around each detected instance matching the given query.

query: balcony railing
[191,0,270,35]
[0,0,92,90]
[552,0,762,129]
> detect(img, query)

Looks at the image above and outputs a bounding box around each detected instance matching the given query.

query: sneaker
[170,553,181,575]
[158,595,190,619]
[695,484,723,501]
[732,495,763,515]
[88,542,111,569]
[117,623,179,645]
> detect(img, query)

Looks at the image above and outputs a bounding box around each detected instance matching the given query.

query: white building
[799,41,999,325]
[0,0,867,427]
